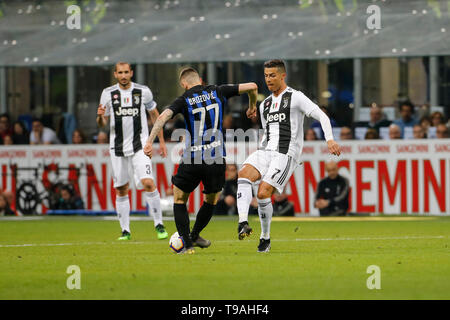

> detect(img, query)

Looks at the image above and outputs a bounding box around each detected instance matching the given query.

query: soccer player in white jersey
[237,59,341,252]
[97,62,169,241]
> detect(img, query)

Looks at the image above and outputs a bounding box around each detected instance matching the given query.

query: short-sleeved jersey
[168,84,239,162]
[258,86,321,161]
[100,82,156,157]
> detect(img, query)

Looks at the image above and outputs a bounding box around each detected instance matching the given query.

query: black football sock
[191,202,215,241]
[173,203,193,248]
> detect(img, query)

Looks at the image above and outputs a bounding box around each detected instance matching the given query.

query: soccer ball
[169,232,185,254]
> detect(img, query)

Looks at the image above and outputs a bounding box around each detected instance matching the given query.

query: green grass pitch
[0,216,449,300]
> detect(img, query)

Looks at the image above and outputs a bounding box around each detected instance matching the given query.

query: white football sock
[116,195,130,233]
[145,190,163,227]
[257,197,273,240]
[237,178,253,223]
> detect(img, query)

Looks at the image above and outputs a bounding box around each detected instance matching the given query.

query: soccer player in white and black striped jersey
[237,59,341,252]
[97,62,169,241]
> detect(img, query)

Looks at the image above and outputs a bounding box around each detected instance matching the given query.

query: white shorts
[243,150,298,194]
[110,149,154,189]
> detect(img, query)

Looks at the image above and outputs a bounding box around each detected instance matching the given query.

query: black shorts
[172,162,226,194]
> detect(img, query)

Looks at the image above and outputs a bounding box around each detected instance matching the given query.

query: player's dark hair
[179,67,199,81]
[264,59,286,73]
[114,62,132,72]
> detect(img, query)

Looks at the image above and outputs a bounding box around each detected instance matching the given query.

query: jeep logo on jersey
[115,107,139,117]
[266,112,286,123]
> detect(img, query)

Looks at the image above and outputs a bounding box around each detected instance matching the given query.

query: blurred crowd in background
[0,112,109,146]
[0,100,448,147]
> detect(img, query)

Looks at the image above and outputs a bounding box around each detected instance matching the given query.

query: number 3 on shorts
[271,168,281,179]
[146,165,151,175]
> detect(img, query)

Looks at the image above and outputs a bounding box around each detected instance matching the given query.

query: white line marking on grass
[292,235,445,242]
[217,235,446,243]
[0,216,46,221]
[270,216,441,222]
[0,241,149,248]
[0,235,445,248]
[100,216,175,221]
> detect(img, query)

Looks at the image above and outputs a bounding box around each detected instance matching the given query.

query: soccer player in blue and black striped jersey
[144,67,258,254]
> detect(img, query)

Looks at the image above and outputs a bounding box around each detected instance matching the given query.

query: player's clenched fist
[246,107,257,119]
[327,140,341,156]
[97,104,106,115]
[143,142,153,158]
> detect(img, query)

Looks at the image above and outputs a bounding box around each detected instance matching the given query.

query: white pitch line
[218,235,446,243]
[293,235,446,242]
[0,235,445,248]
[0,241,149,248]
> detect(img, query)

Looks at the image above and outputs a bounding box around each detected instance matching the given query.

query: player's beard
[119,79,130,89]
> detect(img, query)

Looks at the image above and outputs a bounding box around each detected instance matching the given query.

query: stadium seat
[430,106,445,114]
[18,115,33,132]
[354,127,368,140]
[428,127,437,139]
[313,127,322,140]
[358,108,370,122]
[404,127,414,139]
[382,107,396,121]
[379,127,390,140]
[332,127,342,140]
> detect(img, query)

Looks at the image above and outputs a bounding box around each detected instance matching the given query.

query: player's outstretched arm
[144,109,173,158]
[96,104,108,128]
[238,83,258,119]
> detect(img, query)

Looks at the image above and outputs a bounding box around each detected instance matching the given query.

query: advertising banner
[0,139,448,216]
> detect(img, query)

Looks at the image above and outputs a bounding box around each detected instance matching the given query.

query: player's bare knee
[238,164,260,182]
[257,184,273,200]
[204,192,220,205]
[173,186,189,204]
[173,192,184,203]
[173,194,188,204]
[238,168,248,179]
[257,191,270,200]
[142,179,156,192]
[116,190,128,197]
[204,198,218,205]
[115,184,129,197]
